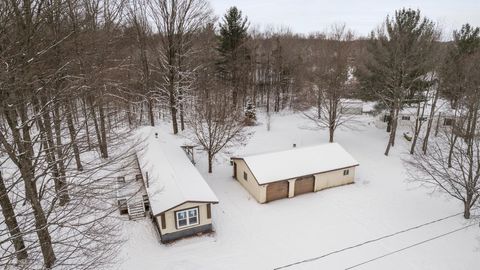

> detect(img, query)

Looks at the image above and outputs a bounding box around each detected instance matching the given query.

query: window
[401,116,411,121]
[444,118,453,126]
[343,169,349,176]
[117,176,125,184]
[176,208,199,228]
[243,172,248,181]
[118,199,128,215]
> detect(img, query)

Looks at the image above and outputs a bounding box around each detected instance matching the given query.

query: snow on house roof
[135,127,218,216]
[235,143,359,185]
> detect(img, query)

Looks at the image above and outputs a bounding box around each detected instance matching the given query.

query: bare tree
[149,0,212,134]
[408,131,480,219]
[304,25,355,143]
[0,169,28,264]
[188,91,249,173]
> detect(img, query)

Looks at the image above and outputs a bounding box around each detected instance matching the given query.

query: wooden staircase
[127,200,146,220]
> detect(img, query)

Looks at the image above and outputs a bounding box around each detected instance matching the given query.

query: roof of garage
[233,143,359,185]
[135,127,218,215]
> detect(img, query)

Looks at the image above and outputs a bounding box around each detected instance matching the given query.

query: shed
[135,127,219,243]
[231,143,359,203]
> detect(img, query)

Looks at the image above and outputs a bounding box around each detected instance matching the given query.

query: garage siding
[314,167,355,191]
[233,160,356,204]
[232,160,267,203]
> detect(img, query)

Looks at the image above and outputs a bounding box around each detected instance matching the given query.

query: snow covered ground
[116,112,479,270]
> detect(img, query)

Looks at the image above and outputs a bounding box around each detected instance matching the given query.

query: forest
[0,0,479,269]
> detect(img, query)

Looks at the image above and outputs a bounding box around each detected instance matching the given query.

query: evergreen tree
[440,24,480,108]
[356,8,438,156]
[218,6,250,106]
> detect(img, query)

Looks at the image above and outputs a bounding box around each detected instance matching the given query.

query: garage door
[266,181,289,202]
[294,175,315,196]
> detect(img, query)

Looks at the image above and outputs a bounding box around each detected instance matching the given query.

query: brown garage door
[266,181,289,202]
[294,175,315,196]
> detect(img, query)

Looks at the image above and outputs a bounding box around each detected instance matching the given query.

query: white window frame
[175,207,199,229]
[343,169,349,176]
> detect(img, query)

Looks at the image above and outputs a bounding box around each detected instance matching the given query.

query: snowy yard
[117,112,479,270]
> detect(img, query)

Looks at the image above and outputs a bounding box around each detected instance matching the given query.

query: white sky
[208,0,480,39]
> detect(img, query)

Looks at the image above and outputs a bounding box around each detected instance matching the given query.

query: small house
[136,127,219,243]
[231,143,359,203]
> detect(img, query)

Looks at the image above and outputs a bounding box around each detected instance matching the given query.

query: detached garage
[231,143,359,203]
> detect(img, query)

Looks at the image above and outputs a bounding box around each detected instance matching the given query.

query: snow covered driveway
[117,113,479,270]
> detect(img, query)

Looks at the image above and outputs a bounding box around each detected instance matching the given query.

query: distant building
[231,143,359,203]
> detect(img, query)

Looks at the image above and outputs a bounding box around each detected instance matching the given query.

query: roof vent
[155,132,158,139]
[293,143,296,148]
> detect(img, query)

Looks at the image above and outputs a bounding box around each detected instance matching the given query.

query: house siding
[156,202,213,239]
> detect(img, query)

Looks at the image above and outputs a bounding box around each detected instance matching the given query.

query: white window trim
[176,207,199,229]
[343,169,349,176]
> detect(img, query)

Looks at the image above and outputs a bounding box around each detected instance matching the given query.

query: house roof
[234,143,359,185]
[135,127,218,216]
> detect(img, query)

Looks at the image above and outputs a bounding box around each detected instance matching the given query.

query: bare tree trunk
[317,88,322,119]
[464,193,473,219]
[410,99,428,154]
[39,97,69,206]
[329,100,337,143]
[410,103,422,154]
[208,151,213,173]
[127,103,133,128]
[169,85,179,134]
[447,133,458,168]
[180,102,185,131]
[0,171,28,262]
[89,98,104,157]
[422,89,440,153]
[53,103,70,205]
[385,105,399,156]
[1,105,56,268]
[65,101,83,171]
[434,111,441,137]
[98,98,108,158]
[81,98,92,151]
[386,108,394,133]
[148,98,155,126]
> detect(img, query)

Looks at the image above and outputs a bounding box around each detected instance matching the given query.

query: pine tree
[218,6,250,106]
[356,8,438,156]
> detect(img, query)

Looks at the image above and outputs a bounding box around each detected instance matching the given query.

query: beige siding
[233,159,356,203]
[314,166,355,191]
[233,160,267,203]
[156,202,212,235]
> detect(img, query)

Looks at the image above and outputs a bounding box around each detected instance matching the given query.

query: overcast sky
[209,0,480,39]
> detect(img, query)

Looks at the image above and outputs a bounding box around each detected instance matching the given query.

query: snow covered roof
[135,127,218,216]
[234,143,359,185]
